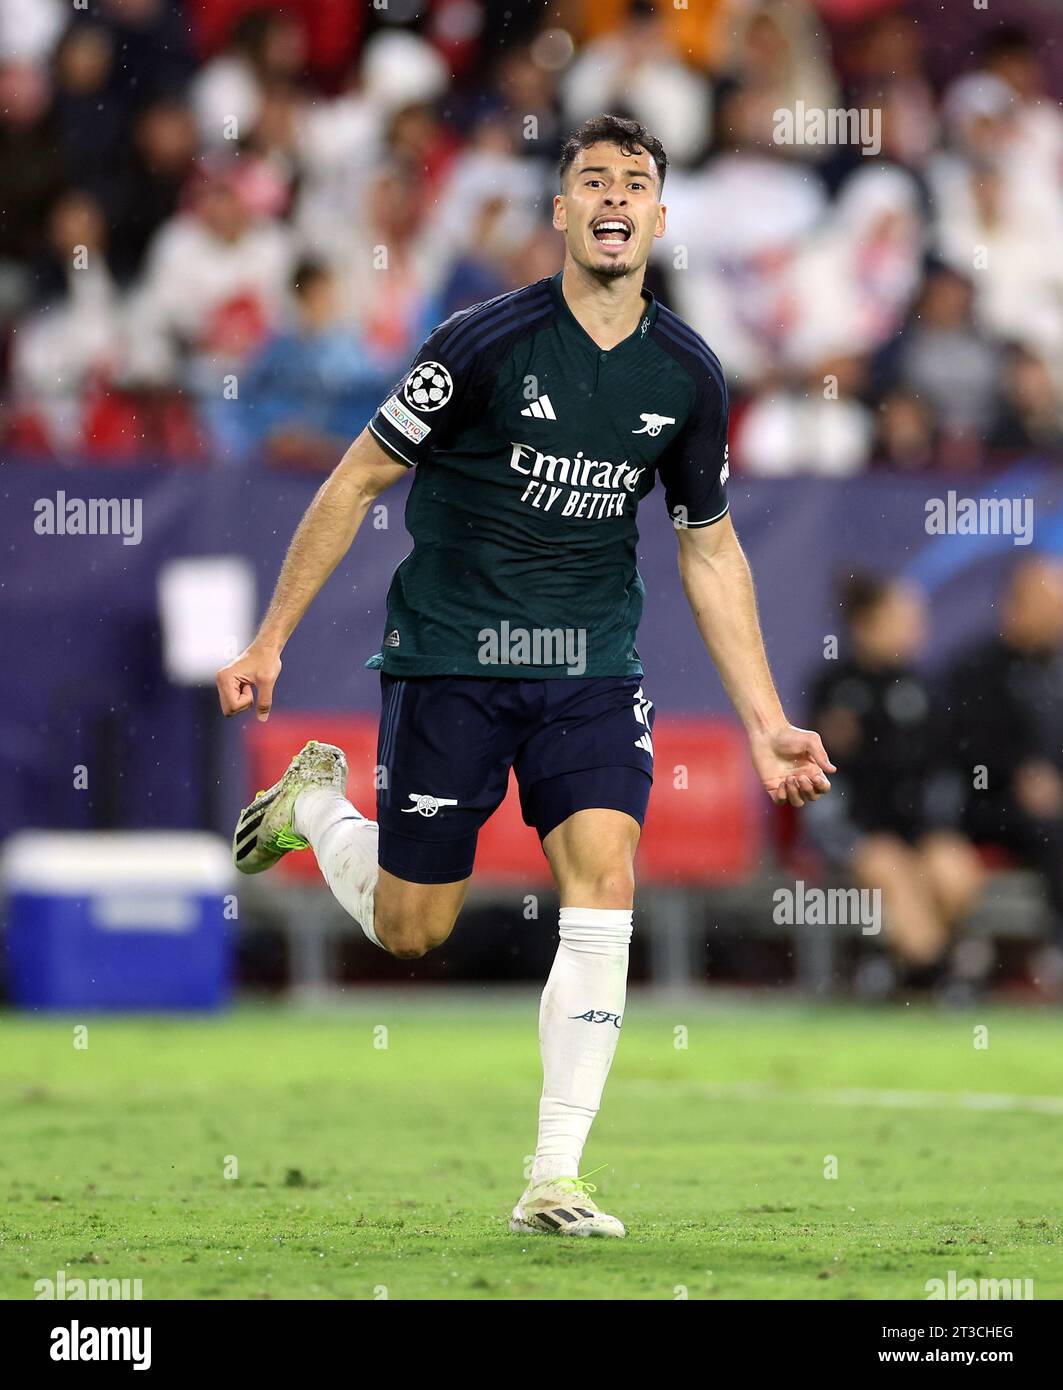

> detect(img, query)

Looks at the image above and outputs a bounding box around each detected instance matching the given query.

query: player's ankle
[530,1155,580,1185]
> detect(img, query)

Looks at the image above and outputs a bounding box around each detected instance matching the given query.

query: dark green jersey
[366,271,729,679]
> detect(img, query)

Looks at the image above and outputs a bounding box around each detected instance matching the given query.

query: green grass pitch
[1,997,1061,1300]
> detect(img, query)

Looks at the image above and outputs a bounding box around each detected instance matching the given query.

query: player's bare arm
[215,429,406,721]
[676,514,835,808]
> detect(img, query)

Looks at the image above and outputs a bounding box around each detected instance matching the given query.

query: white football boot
[509,1174,626,1239]
[232,740,347,874]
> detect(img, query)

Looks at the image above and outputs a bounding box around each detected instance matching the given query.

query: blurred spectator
[241,258,382,469]
[561,0,712,166]
[989,344,1063,460]
[329,160,444,368]
[787,163,925,365]
[738,355,873,476]
[839,11,937,171]
[186,0,362,84]
[805,574,984,984]
[944,557,1063,946]
[292,31,447,267]
[575,0,731,70]
[932,77,1063,375]
[871,390,935,472]
[730,0,840,159]
[437,215,563,322]
[235,78,307,220]
[429,115,543,281]
[0,0,65,65]
[10,191,122,452]
[491,41,565,162]
[888,264,1001,468]
[660,82,827,384]
[109,99,200,280]
[436,197,522,318]
[386,101,461,210]
[355,26,450,114]
[978,25,1063,194]
[125,156,294,392]
[190,8,307,148]
[0,62,67,281]
[96,0,194,103]
[51,22,129,217]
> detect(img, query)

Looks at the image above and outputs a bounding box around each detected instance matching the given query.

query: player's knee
[386,935,431,960]
[374,909,453,959]
[567,859,635,909]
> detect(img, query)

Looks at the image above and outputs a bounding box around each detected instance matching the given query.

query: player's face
[553,142,666,279]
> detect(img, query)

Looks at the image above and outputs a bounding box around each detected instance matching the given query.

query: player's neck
[559,261,648,352]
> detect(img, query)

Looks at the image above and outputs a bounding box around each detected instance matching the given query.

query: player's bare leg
[371,870,468,958]
[292,782,466,956]
[510,807,638,1239]
[232,746,466,956]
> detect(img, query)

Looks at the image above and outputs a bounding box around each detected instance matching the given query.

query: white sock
[293,788,382,949]
[531,906,632,1186]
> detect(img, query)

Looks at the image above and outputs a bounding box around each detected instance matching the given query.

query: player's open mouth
[591,216,633,248]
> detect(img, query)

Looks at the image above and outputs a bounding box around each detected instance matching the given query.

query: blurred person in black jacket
[806,574,984,979]
[944,556,1063,943]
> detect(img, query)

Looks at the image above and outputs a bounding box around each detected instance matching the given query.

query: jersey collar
[549,271,658,356]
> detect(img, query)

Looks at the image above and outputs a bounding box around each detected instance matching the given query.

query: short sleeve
[657,367,729,528]
[368,322,472,468]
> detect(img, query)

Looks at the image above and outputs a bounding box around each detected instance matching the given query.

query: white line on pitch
[637,1081,1063,1116]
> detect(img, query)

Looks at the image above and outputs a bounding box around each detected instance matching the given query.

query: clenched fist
[216,644,283,721]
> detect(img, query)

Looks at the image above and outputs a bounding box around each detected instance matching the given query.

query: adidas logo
[520,395,556,420]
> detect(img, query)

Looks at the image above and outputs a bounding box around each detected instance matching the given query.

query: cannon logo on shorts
[401,792,458,817]
[403,361,453,413]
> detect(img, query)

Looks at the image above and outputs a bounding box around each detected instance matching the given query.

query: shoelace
[273,827,309,851]
[553,1165,608,1200]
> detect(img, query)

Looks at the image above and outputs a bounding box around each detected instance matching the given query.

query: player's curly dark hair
[558,115,668,192]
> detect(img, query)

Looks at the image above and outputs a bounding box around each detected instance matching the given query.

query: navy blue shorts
[375,674,655,884]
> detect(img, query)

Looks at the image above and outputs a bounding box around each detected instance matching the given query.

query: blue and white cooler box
[2,832,234,1011]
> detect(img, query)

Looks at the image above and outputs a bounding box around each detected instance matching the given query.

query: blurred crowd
[804,555,1063,999]
[2,0,1062,471]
